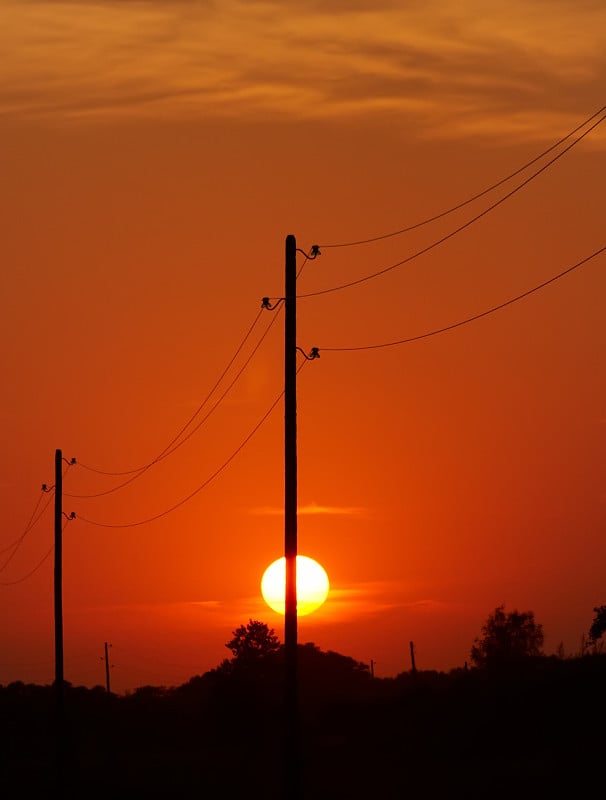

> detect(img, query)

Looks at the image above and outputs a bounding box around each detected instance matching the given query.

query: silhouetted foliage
[2,649,606,797]
[470,605,544,669]
[297,642,370,696]
[223,618,281,666]
[588,605,606,644]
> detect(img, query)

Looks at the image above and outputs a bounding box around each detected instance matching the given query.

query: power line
[263,246,321,301]
[316,244,605,352]
[147,306,282,460]
[0,545,53,585]
[69,248,312,499]
[66,308,283,500]
[0,517,74,587]
[296,250,311,279]
[156,304,283,460]
[1,456,76,570]
[77,307,266,478]
[298,111,605,299]
[76,360,309,529]
[0,489,48,559]
[319,104,606,249]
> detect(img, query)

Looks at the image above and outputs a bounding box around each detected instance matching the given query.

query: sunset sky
[1,1,604,694]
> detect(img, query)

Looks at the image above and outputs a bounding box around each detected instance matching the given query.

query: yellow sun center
[261,555,329,616]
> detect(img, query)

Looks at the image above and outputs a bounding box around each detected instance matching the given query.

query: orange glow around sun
[261,555,330,616]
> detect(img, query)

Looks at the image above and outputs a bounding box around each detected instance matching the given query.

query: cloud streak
[307,580,449,622]
[251,502,366,516]
[1,1,604,143]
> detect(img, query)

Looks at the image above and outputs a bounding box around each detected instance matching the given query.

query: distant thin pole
[410,640,417,674]
[104,642,111,694]
[284,233,299,798]
[370,659,375,679]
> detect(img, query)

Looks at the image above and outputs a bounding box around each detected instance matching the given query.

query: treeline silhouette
[2,616,605,798]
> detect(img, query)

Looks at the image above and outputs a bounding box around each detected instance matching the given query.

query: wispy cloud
[251,501,366,516]
[1,1,604,143]
[72,598,223,614]
[183,600,222,610]
[303,580,447,622]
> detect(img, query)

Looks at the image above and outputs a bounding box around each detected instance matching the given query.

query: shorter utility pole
[370,659,375,679]
[410,641,417,674]
[54,448,66,794]
[54,449,64,710]
[103,642,112,694]
[43,449,75,794]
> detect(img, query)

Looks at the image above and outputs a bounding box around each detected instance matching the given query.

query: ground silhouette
[2,637,605,798]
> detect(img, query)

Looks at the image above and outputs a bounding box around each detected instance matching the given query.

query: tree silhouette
[588,605,606,646]
[224,619,282,667]
[470,605,544,669]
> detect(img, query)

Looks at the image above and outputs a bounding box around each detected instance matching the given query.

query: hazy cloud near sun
[318,581,447,620]
[2,0,604,141]
[251,502,366,517]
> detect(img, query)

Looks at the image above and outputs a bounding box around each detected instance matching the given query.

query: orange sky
[1,1,605,693]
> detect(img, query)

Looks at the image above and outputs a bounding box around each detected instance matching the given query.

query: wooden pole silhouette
[410,640,417,674]
[104,642,112,694]
[284,233,299,798]
[48,449,75,793]
[54,450,65,709]
[53,448,66,792]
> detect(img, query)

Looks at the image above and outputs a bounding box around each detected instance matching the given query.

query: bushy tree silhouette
[588,605,606,647]
[218,619,282,674]
[471,605,544,669]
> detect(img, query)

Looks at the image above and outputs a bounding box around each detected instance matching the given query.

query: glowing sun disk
[261,555,329,616]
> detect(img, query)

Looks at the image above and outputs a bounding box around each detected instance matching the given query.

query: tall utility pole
[284,233,299,798]
[410,640,417,674]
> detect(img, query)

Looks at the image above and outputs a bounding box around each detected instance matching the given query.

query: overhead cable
[0,517,73,587]
[317,245,606,352]
[67,308,282,499]
[75,307,266,484]
[319,104,606,249]
[299,111,605,299]
[76,361,309,528]
[0,490,48,560]
[1,457,74,571]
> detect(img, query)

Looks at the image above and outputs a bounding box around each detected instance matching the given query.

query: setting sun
[261,555,330,616]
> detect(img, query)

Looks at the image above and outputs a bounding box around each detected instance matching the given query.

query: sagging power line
[0,460,75,585]
[67,307,284,500]
[0,490,48,564]
[314,244,606,352]
[76,306,267,478]
[297,109,605,299]
[76,357,312,529]
[68,247,316,502]
[318,104,606,249]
